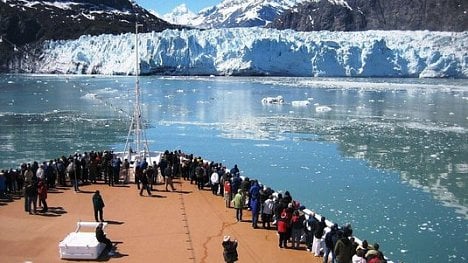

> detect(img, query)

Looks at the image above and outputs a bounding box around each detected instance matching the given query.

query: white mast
[123,22,149,161]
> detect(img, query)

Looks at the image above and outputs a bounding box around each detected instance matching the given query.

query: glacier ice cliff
[20,28,468,78]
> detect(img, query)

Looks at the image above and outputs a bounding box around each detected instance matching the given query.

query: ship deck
[0,177,322,262]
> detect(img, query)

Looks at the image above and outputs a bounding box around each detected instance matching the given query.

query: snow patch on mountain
[24,28,468,78]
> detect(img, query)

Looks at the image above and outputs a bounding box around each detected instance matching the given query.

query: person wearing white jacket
[210,169,219,195]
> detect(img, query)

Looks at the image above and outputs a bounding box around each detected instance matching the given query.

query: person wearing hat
[222,236,238,263]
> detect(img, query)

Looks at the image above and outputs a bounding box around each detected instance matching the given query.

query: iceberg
[262,96,285,104]
[21,28,468,78]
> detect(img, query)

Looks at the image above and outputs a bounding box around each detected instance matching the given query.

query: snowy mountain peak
[162,4,197,25]
[182,0,309,28]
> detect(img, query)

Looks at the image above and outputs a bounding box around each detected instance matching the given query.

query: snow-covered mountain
[165,0,309,28]
[160,0,466,31]
[162,4,198,26]
[0,0,182,71]
[16,28,468,78]
[0,0,177,43]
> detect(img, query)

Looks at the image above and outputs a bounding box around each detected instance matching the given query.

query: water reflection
[210,80,468,219]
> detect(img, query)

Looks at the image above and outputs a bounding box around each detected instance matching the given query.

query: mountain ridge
[0,0,182,70]
[163,0,307,28]
[270,0,468,31]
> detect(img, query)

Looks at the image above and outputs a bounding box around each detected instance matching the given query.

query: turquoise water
[0,74,467,262]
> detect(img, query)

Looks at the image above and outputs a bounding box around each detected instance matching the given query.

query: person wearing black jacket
[92,190,105,222]
[324,223,339,263]
[303,212,317,252]
[95,223,114,255]
[312,216,326,256]
[25,175,38,214]
[222,236,238,263]
[139,169,152,196]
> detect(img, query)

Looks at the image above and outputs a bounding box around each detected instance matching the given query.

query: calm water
[0,74,467,262]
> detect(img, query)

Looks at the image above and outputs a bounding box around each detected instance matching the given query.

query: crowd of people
[169,152,389,263]
[0,149,389,263]
[143,150,390,263]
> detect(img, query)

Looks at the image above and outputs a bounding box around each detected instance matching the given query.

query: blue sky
[136,0,222,15]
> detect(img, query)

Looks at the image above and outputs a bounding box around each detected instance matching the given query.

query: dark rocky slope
[271,0,467,31]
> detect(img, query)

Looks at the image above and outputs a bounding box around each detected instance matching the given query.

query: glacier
[22,27,468,78]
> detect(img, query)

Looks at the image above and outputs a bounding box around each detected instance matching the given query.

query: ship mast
[123,22,149,161]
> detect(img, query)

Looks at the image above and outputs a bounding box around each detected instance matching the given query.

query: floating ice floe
[315,105,332,112]
[261,96,284,104]
[291,100,310,107]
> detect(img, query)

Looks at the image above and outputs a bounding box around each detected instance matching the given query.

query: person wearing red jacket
[277,211,289,248]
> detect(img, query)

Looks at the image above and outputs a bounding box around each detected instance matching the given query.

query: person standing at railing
[334,229,353,263]
[262,195,274,229]
[324,223,339,263]
[291,209,305,249]
[277,210,289,248]
[312,216,326,257]
[304,212,317,252]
